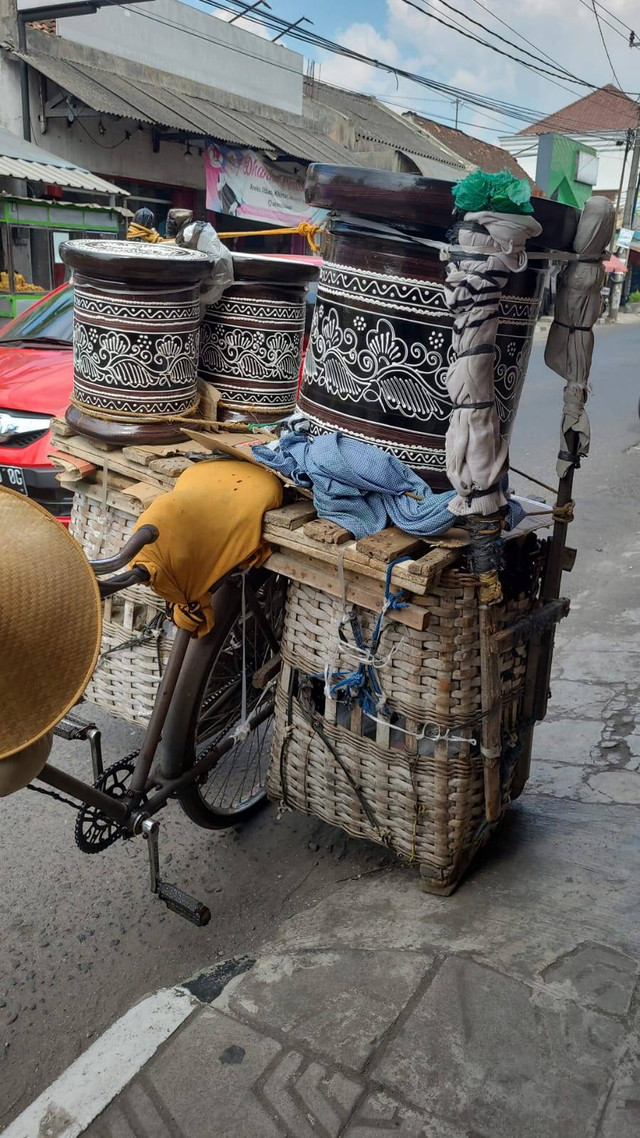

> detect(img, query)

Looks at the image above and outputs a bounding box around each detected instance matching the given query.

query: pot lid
[304,164,580,252]
[61,239,212,284]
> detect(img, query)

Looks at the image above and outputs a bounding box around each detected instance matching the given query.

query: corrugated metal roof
[0,124,125,194]
[308,82,467,170]
[19,52,276,151]
[19,50,362,165]
[405,152,464,181]
[250,118,359,165]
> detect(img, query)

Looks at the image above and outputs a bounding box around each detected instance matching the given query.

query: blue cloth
[252,431,524,540]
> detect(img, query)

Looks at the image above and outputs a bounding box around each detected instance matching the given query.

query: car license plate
[0,465,27,494]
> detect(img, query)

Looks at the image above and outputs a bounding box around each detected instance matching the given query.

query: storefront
[205,142,324,254]
[0,125,128,322]
[0,195,126,322]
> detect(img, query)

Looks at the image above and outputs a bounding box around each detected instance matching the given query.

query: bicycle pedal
[54,713,97,741]
[156,880,211,926]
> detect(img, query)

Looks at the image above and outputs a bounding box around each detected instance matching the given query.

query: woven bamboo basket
[268,541,545,893]
[70,492,174,726]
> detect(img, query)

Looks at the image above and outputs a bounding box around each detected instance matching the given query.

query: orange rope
[216,220,325,253]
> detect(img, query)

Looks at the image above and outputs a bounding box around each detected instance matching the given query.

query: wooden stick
[479,599,502,823]
[265,551,429,631]
[534,429,578,722]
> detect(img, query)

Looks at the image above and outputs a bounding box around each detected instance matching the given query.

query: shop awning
[0,125,126,195]
[16,51,359,165]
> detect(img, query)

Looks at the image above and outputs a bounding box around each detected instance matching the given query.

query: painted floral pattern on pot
[298,259,542,482]
[72,279,201,417]
[199,293,305,418]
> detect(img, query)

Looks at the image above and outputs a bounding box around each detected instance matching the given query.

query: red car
[0,284,75,524]
[0,266,320,526]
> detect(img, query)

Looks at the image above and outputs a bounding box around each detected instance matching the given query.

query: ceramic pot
[199,253,320,423]
[61,239,210,444]
[298,165,579,488]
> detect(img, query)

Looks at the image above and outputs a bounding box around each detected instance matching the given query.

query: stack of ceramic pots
[61,239,210,445]
[198,253,320,423]
[297,165,579,488]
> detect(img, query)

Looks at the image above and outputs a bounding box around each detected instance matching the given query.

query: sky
[210,0,640,141]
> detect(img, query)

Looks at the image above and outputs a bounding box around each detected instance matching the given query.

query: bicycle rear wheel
[167,570,285,829]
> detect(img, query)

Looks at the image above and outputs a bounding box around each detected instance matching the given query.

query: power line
[398,0,640,107]
[118,0,637,141]
[400,0,586,86]
[575,0,632,41]
[589,0,637,36]
[467,0,576,76]
[130,2,549,126]
[590,0,624,86]
[199,1,551,121]
[418,0,588,95]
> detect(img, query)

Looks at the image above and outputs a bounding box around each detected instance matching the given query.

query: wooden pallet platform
[49,422,555,618]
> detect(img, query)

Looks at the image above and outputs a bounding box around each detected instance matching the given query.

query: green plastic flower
[452,167,534,215]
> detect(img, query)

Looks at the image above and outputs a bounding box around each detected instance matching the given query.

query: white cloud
[312,0,640,141]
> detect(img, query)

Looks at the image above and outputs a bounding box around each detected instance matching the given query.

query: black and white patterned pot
[61,240,210,421]
[198,253,320,422]
[298,166,579,488]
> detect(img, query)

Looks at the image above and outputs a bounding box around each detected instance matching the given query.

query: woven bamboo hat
[0,488,101,792]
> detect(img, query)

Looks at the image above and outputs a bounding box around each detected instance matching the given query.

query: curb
[1,987,197,1138]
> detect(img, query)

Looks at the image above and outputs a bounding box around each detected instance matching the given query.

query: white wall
[0,51,24,137]
[35,102,206,191]
[55,0,303,114]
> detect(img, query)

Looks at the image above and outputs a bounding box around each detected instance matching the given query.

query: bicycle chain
[26,782,82,812]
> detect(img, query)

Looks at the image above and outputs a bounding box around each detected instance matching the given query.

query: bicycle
[32,523,285,926]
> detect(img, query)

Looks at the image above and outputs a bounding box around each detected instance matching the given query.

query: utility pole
[608,124,640,322]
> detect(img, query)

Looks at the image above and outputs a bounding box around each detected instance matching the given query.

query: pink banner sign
[205,142,325,226]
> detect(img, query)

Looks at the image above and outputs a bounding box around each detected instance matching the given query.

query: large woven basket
[70,492,174,726]
[268,543,544,893]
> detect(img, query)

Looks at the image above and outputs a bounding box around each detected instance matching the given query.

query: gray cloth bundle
[544,196,615,477]
[443,210,542,516]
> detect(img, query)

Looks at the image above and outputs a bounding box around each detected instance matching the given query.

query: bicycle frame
[36,585,277,836]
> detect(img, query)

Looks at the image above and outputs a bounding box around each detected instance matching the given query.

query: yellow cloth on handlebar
[130,460,282,636]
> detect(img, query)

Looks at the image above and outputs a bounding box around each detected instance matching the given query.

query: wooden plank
[265,551,429,631]
[63,477,147,518]
[421,527,470,548]
[263,502,317,531]
[355,527,427,563]
[182,428,275,461]
[478,601,502,824]
[197,379,220,421]
[47,436,176,490]
[182,428,313,499]
[302,519,352,545]
[50,416,74,438]
[262,525,432,596]
[122,440,209,466]
[490,598,570,655]
[409,546,459,582]
[121,482,166,508]
[49,448,96,481]
[147,456,194,478]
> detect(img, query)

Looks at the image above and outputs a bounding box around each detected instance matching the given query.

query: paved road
[2,320,639,1128]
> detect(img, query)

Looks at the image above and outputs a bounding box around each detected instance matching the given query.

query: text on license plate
[0,465,27,494]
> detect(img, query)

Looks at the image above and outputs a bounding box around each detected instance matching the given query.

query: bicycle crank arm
[142,818,211,927]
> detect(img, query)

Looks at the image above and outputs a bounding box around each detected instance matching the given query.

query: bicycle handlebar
[90,524,159,575]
